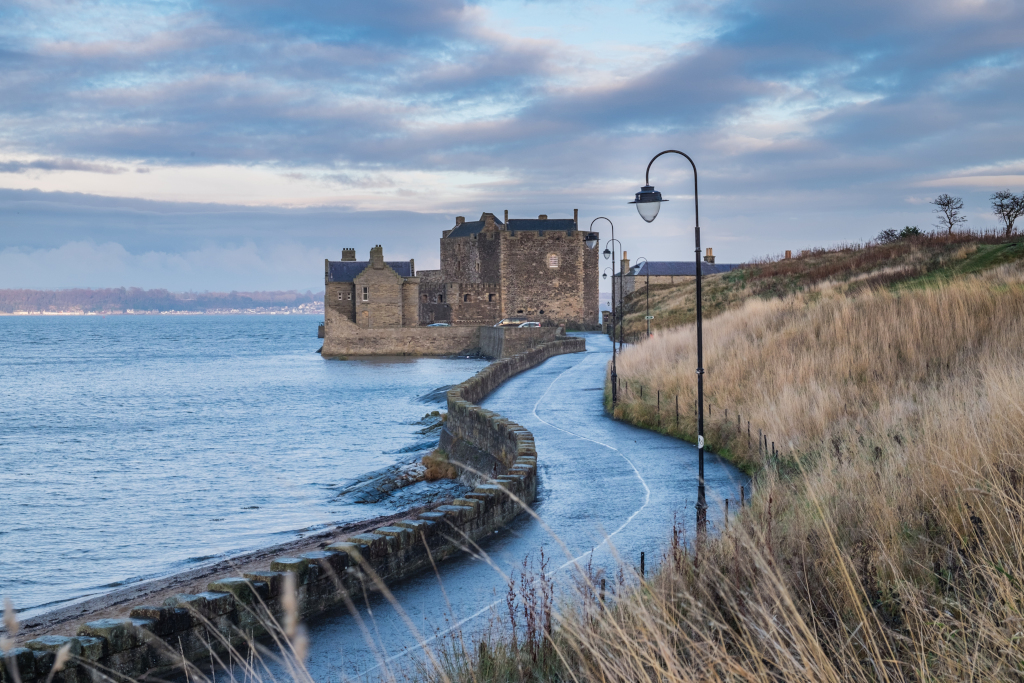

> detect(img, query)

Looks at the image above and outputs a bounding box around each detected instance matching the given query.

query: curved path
[297,333,748,680]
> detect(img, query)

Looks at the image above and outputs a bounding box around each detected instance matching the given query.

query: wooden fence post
[675,395,679,428]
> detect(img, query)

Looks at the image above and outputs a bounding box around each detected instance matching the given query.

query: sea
[0,314,489,618]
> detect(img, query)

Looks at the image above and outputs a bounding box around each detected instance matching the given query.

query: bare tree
[931,194,967,234]
[991,190,1024,237]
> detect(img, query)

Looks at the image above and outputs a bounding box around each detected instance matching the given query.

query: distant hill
[0,288,325,314]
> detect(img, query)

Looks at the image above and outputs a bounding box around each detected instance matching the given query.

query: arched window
[547,253,559,268]
[438,294,444,303]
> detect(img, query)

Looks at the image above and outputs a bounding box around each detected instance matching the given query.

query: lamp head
[602,272,607,279]
[584,232,599,249]
[603,246,612,259]
[629,185,665,223]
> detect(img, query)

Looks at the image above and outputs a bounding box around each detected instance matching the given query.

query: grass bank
[424,237,1024,682]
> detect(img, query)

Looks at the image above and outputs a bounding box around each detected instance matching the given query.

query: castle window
[463,294,470,302]
[438,294,444,303]
[488,293,494,302]
[338,292,343,301]
[547,254,559,268]
[362,286,368,301]
[347,292,352,300]
[422,294,428,302]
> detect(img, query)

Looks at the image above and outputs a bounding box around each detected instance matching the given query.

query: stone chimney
[621,250,630,275]
[785,250,792,259]
[504,209,508,224]
[574,208,578,226]
[538,214,548,220]
[455,216,464,226]
[704,247,715,264]
[342,248,356,261]
[483,213,497,231]
[370,244,384,269]
[409,259,415,276]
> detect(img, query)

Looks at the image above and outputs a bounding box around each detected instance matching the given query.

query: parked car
[517,321,541,328]
[427,322,450,327]
[493,317,527,327]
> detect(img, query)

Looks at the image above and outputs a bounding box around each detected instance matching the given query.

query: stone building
[323,245,419,331]
[418,210,600,328]
[612,249,741,302]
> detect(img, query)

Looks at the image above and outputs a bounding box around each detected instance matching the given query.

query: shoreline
[8,502,440,643]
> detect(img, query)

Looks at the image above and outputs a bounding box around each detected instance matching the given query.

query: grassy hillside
[425,232,1024,683]
[617,231,1024,338]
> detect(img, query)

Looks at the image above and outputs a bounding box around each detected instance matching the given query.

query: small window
[347,292,352,300]
[438,294,444,303]
[517,309,524,314]
[463,294,470,302]
[422,294,428,302]
[362,286,368,302]
[488,293,494,302]
[547,254,559,268]
[337,292,343,301]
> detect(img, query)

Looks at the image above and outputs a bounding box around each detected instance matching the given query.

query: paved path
[297,333,748,680]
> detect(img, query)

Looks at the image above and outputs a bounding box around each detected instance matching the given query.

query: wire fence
[613,375,793,514]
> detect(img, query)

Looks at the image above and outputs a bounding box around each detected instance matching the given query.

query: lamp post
[632,257,652,339]
[630,150,707,536]
[593,217,620,405]
[602,238,624,351]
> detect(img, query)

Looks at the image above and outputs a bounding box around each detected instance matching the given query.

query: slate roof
[327,261,414,283]
[446,215,577,238]
[628,261,741,277]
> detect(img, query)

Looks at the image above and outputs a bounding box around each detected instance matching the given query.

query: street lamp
[592,216,621,406]
[632,257,652,339]
[630,149,708,536]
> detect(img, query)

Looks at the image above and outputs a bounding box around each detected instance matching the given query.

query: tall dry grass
[428,264,1024,682]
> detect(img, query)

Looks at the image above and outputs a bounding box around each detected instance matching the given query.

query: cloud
[0,158,127,174]
[1,0,1023,283]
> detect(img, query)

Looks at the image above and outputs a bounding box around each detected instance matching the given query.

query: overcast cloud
[0,0,1021,291]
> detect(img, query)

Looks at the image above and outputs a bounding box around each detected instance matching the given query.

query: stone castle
[322,210,599,355]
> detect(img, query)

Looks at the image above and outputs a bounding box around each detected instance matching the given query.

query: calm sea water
[0,315,489,617]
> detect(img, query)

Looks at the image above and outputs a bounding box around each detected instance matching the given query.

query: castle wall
[401,279,420,327]
[322,318,480,356]
[440,229,502,285]
[499,230,588,326]
[447,282,501,324]
[353,266,404,328]
[324,282,355,322]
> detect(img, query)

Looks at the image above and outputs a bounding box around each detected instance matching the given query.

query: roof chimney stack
[455,216,464,226]
[504,209,508,224]
[538,214,547,220]
[704,247,715,264]
[574,208,578,226]
[370,244,384,269]
[342,248,356,261]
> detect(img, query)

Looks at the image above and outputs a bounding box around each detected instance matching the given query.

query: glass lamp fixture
[629,185,665,223]
[585,232,599,249]
[603,247,612,259]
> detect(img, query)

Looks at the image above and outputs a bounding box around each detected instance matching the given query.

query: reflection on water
[0,315,489,616]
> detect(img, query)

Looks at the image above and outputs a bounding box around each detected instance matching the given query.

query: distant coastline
[0,287,325,315]
[0,305,323,316]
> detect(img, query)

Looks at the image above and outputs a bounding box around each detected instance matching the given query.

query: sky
[1,0,1021,291]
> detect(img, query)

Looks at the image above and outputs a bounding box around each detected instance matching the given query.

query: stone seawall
[478,326,560,360]
[2,337,586,683]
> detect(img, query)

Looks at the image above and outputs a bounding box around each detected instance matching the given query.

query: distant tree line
[0,287,322,313]
[878,189,1024,242]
